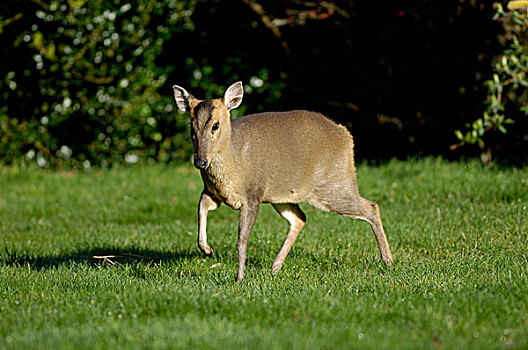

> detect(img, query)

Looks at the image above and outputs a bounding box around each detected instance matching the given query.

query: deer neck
[201,135,243,208]
[208,144,236,179]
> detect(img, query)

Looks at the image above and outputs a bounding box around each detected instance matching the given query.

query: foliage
[0,0,195,167]
[455,2,528,158]
[0,0,286,168]
[2,1,527,166]
[1,159,527,348]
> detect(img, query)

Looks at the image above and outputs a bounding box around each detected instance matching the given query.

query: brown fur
[173,82,393,282]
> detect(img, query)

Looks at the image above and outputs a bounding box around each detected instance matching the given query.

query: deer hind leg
[328,195,393,265]
[355,197,393,264]
[271,203,306,274]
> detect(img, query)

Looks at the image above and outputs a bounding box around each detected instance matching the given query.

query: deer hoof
[271,263,282,275]
[199,245,214,257]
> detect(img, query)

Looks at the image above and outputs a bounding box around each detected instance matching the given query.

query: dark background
[169,1,501,160]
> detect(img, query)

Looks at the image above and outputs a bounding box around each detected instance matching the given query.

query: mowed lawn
[1,158,527,349]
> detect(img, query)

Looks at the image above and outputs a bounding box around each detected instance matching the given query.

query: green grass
[1,158,527,349]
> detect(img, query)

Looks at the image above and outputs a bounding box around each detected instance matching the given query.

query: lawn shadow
[1,245,209,271]
[1,243,359,273]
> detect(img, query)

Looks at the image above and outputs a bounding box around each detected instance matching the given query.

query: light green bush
[455,2,528,159]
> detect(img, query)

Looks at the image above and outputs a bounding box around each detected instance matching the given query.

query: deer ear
[173,85,196,112]
[223,81,244,112]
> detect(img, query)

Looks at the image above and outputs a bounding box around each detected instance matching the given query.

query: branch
[30,0,50,9]
[0,13,23,28]
[326,100,360,112]
[287,0,350,19]
[242,0,292,56]
[65,24,104,70]
[71,68,115,85]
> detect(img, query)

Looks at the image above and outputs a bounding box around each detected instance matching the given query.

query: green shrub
[0,0,287,168]
[455,2,528,160]
[0,0,196,168]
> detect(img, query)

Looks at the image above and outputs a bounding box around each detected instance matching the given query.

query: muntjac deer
[173,81,393,282]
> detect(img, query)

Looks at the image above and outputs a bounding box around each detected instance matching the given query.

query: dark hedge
[0,0,526,167]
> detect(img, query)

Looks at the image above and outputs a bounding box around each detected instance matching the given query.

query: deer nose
[194,158,208,169]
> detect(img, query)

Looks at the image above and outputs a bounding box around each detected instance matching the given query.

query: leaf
[45,43,56,61]
[508,1,528,10]
[68,0,86,9]
[32,31,43,49]
[493,73,500,84]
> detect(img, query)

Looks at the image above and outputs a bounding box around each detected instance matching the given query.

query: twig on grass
[93,255,117,265]
[93,253,147,266]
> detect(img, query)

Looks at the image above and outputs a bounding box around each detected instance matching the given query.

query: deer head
[173,82,244,169]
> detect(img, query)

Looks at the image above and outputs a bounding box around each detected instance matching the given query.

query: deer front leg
[198,191,220,256]
[236,202,259,283]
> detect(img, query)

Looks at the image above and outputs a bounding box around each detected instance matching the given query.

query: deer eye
[211,122,219,133]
